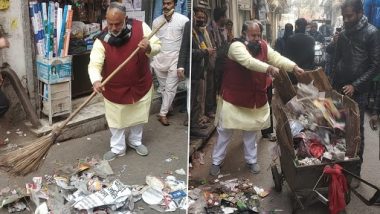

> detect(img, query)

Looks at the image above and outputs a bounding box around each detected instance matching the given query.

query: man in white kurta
[210,21,304,176]
[151,0,189,126]
[88,3,160,161]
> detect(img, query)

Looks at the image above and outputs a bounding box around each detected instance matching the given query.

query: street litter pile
[283,82,357,166]
[188,177,275,214]
[0,158,187,213]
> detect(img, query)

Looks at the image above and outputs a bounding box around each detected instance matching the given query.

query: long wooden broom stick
[0,10,174,175]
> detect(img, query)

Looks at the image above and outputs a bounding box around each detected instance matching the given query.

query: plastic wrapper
[289,119,304,137]
[294,131,325,159]
[313,98,346,130]
[296,81,319,99]
[298,157,322,166]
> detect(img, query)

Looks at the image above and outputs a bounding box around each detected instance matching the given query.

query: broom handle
[58,10,173,130]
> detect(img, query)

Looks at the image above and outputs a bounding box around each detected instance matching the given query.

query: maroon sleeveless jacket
[101,19,152,104]
[221,40,272,108]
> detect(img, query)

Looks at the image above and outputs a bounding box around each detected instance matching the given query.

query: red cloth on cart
[323,164,348,214]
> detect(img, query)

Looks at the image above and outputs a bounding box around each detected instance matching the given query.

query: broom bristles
[0,134,56,176]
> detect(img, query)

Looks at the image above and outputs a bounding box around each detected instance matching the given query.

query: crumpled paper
[73,179,131,210]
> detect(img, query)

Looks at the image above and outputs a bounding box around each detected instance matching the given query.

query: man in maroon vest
[88,2,161,161]
[210,20,304,176]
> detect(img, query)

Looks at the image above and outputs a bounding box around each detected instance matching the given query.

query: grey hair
[242,20,263,33]
[107,2,127,16]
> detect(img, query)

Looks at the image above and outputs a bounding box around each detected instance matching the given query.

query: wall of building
[0,1,36,122]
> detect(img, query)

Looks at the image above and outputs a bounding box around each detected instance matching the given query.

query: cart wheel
[271,165,282,192]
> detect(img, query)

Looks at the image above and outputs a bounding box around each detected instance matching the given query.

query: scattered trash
[253,186,269,198]
[7,201,28,213]
[0,157,187,213]
[142,187,164,205]
[6,131,10,135]
[175,168,186,175]
[0,190,28,212]
[74,179,132,210]
[86,137,91,141]
[217,174,230,179]
[188,178,268,213]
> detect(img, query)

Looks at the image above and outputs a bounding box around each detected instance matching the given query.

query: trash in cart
[271,68,363,212]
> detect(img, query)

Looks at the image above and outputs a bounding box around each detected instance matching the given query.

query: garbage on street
[0,157,187,213]
[188,177,273,213]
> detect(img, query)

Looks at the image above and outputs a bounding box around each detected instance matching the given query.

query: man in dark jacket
[274,23,293,55]
[332,0,380,188]
[190,7,215,136]
[177,20,190,125]
[285,18,315,83]
[308,22,325,43]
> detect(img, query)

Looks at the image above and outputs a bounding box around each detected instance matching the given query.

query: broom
[0,10,174,176]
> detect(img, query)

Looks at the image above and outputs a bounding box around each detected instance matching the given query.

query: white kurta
[150,12,189,72]
[215,41,296,131]
[88,21,161,129]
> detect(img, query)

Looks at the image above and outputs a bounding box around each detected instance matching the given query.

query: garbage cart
[271,68,362,213]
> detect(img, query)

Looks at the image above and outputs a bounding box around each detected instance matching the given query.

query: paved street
[0,109,188,213]
[189,113,380,214]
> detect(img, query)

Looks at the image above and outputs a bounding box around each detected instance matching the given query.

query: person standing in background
[285,18,315,84]
[274,23,293,56]
[205,7,228,119]
[151,0,189,126]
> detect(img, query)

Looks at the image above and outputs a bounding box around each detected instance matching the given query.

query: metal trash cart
[271,69,380,213]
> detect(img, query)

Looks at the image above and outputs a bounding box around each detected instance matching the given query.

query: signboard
[238,0,251,11]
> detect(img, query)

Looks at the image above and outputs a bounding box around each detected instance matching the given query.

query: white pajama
[212,125,259,166]
[155,67,179,116]
[110,124,143,154]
